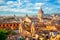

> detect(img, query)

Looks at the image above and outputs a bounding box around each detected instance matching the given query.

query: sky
[0,0,60,16]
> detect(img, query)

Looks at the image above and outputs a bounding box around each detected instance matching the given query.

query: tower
[37,6,44,22]
[14,14,17,20]
[26,14,28,17]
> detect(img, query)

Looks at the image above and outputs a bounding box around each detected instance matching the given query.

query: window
[0,25,1,26]
[3,24,5,27]
[14,24,15,26]
[10,24,12,26]
[7,24,8,26]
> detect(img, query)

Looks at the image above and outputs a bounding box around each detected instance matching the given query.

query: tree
[0,29,17,40]
[0,29,7,40]
[6,30,13,35]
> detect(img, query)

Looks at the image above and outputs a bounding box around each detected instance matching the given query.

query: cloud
[0,0,5,4]
[56,6,60,8]
[44,0,50,1]
[17,0,20,4]
[7,1,16,8]
[25,2,45,13]
[0,5,28,13]
[0,6,9,11]
[0,0,28,13]
[0,5,37,14]
[0,0,44,14]
[45,7,53,11]
[35,3,45,7]
[55,0,60,4]
[6,0,24,8]
[27,2,45,10]
[23,0,30,3]
[17,0,23,7]
[0,0,46,14]
[7,1,21,8]
[1,0,58,15]
[33,3,44,9]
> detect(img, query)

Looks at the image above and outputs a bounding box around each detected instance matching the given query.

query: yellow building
[43,25,56,31]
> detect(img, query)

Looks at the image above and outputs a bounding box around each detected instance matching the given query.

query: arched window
[3,24,5,27]
[7,24,8,27]
[14,24,15,27]
[10,24,12,26]
[0,25,1,27]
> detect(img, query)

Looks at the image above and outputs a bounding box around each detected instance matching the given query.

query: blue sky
[0,0,60,16]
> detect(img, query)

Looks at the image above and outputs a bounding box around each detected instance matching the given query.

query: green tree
[0,29,17,40]
[6,30,13,35]
[0,29,7,40]
[6,30,17,35]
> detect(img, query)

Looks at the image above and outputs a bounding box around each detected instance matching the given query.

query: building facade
[0,23,20,30]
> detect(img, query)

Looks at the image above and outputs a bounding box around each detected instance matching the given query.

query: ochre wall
[0,23,20,30]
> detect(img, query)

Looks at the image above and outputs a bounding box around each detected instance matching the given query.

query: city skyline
[0,0,60,16]
[0,0,60,40]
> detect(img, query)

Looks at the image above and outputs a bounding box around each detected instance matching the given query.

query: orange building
[0,23,20,30]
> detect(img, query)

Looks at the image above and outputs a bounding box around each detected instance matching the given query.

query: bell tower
[37,6,44,22]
